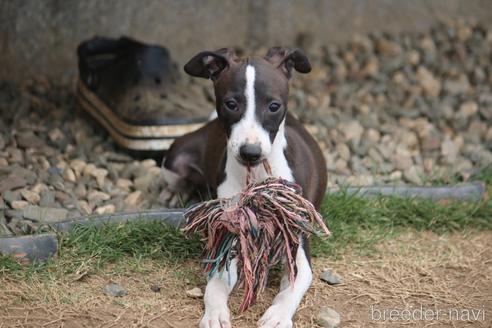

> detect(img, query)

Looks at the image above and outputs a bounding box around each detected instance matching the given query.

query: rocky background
[0,20,491,236]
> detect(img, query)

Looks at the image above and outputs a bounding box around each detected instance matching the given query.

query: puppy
[163,47,327,327]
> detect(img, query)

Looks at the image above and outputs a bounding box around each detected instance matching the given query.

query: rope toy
[182,160,330,312]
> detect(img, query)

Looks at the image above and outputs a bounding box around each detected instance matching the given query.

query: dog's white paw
[199,306,231,328]
[258,304,293,328]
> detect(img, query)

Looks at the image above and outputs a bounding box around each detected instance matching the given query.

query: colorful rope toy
[183,160,330,312]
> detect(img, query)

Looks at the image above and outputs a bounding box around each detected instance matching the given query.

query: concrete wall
[1,0,491,82]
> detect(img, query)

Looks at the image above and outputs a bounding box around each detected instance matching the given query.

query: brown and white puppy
[163,47,327,328]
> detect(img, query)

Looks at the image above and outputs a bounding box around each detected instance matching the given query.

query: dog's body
[163,48,327,328]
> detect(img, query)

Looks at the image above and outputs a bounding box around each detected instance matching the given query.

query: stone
[116,178,133,191]
[74,182,87,199]
[16,132,45,149]
[0,158,7,166]
[134,174,156,193]
[124,191,142,207]
[335,143,350,161]
[316,306,341,328]
[63,167,76,182]
[82,163,97,176]
[441,135,459,163]
[320,269,342,285]
[421,135,441,151]
[150,285,161,293]
[87,190,110,203]
[78,200,92,215]
[341,121,364,143]
[141,159,157,168]
[20,189,40,204]
[23,205,68,222]
[3,190,20,203]
[389,170,402,180]
[404,166,423,185]
[376,39,402,56]
[70,159,87,175]
[12,166,37,184]
[186,287,203,298]
[90,168,108,187]
[48,128,64,143]
[392,153,413,170]
[103,283,127,297]
[0,176,27,193]
[94,204,115,215]
[416,66,441,97]
[334,159,348,174]
[365,128,380,144]
[11,200,29,210]
[39,190,56,207]
[444,76,470,95]
[458,101,478,118]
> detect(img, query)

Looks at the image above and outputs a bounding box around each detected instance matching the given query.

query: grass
[1,167,492,279]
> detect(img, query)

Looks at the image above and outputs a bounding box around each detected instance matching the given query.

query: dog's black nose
[239,144,262,163]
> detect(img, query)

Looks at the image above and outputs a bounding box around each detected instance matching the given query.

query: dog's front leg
[200,258,238,328]
[258,240,312,328]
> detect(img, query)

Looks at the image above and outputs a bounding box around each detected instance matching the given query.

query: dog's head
[184,47,311,166]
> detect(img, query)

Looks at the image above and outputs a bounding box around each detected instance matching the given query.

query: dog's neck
[217,120,294,199]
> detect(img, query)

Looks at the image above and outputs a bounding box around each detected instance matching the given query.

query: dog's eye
[269,102,281,113]
[224,100,238,111]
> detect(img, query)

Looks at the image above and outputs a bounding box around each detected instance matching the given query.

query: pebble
[316,306,341,328]
[78,200,92,215]
[116,178,133,191]
[39,190,55,207]
[404,166,423,185]
[11,200,29,210]
[186,287,204,298]
[94,204,116,215]
[103,283,127,297]
[341,121,364,143]
[87,190,110,203]
[150,285,161,293]
[3,190,20,203]
[21,189,41,204]
[417,66,441,97]
[0,176,27,194]
[320,269,342,285]
[335,143,350,161]
[23,205,68,222]
[74,183,87,199]
[63,167,76,182]
[141,159,157,168]
[70,159,87,175]
[124,190,142,207]
[48,128,64,143]
[459,101,478,118]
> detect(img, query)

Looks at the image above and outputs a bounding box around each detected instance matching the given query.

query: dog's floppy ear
[265,47,311,79]
[184,48,237,80]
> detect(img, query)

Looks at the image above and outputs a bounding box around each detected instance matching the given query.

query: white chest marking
[217,65,293,199]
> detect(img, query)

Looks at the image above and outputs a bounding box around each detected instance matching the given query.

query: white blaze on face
[228,65,272,160]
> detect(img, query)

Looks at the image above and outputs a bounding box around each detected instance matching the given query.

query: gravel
[0,20,491,236]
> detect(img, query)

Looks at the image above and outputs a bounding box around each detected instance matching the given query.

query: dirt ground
[1,231,491,328]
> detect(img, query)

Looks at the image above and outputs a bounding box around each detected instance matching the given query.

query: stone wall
[1,0,491,82]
